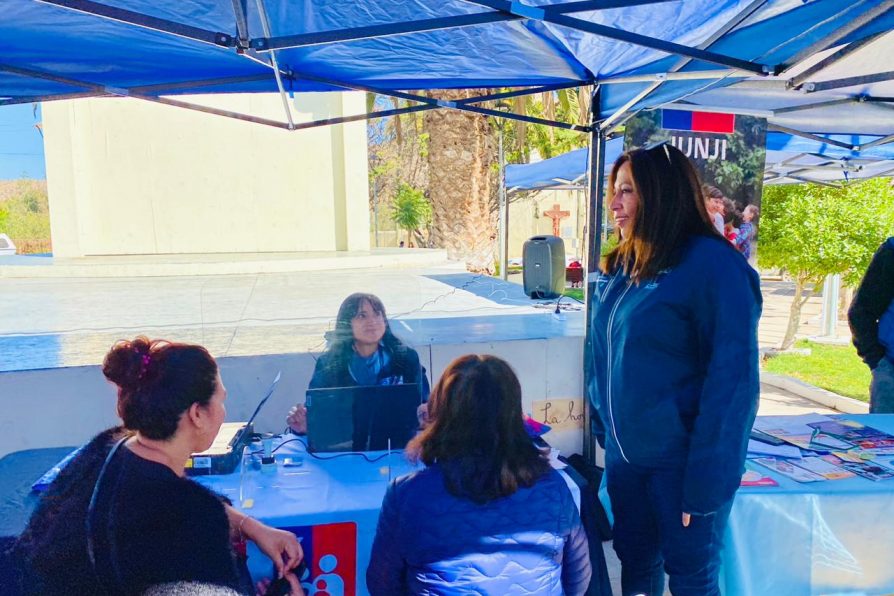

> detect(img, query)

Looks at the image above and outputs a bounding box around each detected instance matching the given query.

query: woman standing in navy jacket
[591,143,761,596]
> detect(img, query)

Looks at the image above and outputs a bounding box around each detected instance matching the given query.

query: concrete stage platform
[0,248,450,278]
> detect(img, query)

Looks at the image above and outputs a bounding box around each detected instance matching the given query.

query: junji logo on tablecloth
[282,521,357,596]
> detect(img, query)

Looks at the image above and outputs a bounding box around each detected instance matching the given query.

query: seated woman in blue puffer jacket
[367,354,591,595]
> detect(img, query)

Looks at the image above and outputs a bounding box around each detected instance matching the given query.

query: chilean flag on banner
[284,521,357,596]
[662,109,735,134]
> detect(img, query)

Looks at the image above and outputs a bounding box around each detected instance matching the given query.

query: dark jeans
[871,357,894,413]
[605,448,732,596]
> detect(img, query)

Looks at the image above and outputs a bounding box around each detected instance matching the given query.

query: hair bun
[102,336,153,390]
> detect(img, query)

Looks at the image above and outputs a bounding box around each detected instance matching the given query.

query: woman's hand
[286,404,307,434]
[256,573,305,596]
[242,518,304,579]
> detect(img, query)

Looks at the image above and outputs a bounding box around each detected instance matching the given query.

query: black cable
[248,435,393,462]
[291,437,393,463]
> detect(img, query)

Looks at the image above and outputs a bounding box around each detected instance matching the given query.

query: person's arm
[366,481,408,595]
[848,242,894,369]
[225,506,303,579]
[288,355,332,434]
[683,249,762,517]
[561,506,592,596]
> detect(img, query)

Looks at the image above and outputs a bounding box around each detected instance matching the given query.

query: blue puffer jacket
[366,464,591,595]
[590,235,762,515]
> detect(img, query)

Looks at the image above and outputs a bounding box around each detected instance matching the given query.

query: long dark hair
[102,336,218,440]
[324,293,404,363]
[406,355,550,503]
[603,143,718,282]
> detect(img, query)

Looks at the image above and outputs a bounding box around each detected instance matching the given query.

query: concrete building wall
[507,189,586,261]
[43,92,370,257]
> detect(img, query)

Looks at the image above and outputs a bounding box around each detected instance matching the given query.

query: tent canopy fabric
[3,0,893,145]
[505,139,623,192]
[504,132,894,191]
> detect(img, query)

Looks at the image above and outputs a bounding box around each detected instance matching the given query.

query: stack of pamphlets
[744,414,894,484]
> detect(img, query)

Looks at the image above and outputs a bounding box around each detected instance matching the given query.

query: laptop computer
[186,371,282,475]
[305,384,422,452]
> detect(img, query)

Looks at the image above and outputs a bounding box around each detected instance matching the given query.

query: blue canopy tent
[2,1,892,137]
[505,139,623,193]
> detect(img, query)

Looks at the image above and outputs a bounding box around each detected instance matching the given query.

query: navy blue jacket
[367,465,591,595]
[849,237,894,368]
[590,235,761,515]
[309,344,430,400]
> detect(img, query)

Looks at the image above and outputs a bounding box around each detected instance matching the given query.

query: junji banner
[624,109,768,261]
[283,521,357,596]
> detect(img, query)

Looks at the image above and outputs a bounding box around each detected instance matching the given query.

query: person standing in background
[849,237,894,413]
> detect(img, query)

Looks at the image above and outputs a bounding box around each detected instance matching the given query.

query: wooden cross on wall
[543,203,570,237]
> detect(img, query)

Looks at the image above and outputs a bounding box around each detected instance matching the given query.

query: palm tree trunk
[424,89,498,273]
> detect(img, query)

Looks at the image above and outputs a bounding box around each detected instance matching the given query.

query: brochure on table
[744,415,894,485]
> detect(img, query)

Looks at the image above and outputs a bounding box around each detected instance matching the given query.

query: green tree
[390,182,432,246]
[0,206,8,232]
[758,179,894,350]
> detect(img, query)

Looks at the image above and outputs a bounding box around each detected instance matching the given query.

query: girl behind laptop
[287,293,429,436]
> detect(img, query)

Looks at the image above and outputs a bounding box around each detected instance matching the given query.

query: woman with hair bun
[14,337,304,596]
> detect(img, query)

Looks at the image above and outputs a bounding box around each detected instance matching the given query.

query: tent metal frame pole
[137,95,293,129]
[252,0,679,51]
[787,31,887,88]
[462,0,772,75]
[129,74,277,95]
[771,97,859,114]
[767,124,855,150]
[664,103,773,118]
[253,0,296,129]
[254,13,519,51]
[861,134,894,150]
[0,91,108,107]
[803,71,894,93]
[595,69,751,85]
[35,0,234,47]
[230,0,251,49]
[582,85,606,466]
[780,0,894,73]
[262,70,592,131]
[0,63,103,93]
[786,175,841,188]
[598,0,769,132]
[498,125,509,281]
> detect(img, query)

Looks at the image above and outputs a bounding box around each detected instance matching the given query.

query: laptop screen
[305,384,422,452]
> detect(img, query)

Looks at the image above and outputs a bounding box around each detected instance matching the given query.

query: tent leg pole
[499,124,509,280]
[583,85,606,467]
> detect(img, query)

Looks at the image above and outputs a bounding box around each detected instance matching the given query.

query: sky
[0,104,46,180]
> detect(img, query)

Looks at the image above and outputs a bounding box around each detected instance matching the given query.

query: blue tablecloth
[196,439,583,596]
[722,414,894,595]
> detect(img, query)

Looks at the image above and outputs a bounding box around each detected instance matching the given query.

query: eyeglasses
[644,139,672,163]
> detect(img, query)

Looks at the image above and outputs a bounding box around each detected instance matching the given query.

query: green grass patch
[563,288,584,302]
[763,340,871,402]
